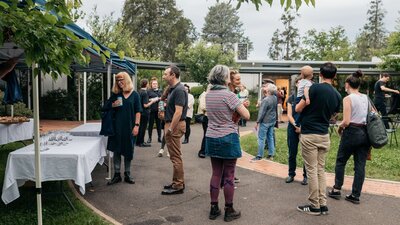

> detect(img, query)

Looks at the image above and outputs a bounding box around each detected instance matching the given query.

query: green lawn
[240,128,400,182]
[0,142,111,225]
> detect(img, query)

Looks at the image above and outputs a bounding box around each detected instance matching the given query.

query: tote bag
[366,99,388,149]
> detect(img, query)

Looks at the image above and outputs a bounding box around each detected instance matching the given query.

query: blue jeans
[257,122,275,157]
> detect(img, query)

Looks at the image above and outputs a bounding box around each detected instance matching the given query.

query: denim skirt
[205,133,242,159]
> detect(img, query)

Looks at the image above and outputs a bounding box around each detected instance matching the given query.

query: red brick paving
[238,130,400,198]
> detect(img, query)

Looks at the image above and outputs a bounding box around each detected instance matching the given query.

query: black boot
[124,172,135,184]
[182,138,188,144]
[224,205,241,222]
[209,204,221,220]
[107,173,122,185]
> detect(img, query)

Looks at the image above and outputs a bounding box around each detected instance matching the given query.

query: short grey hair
[208,65,230,85]
[265,83,277,95]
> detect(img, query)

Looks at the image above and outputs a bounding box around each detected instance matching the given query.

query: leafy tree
[202,2,253,55]
[267,8,300,60]
[122,0,197,62]
[280,8,301,60]
[301,26,351,61]
[219,0,315,11]
[380,31,400,71]
[176,41,237,85]
[268,29,283,60]
[0,0,101,79]
[86,6,137,58]
[354,0,387,61]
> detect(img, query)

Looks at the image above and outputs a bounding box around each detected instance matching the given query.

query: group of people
[101,61,398,222]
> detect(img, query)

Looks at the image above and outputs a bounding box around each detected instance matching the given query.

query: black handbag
[194,114,205,123]
[100,99,115,136]
[366,98,388,149]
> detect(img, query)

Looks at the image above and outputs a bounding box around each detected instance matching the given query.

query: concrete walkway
[43,120,400,225]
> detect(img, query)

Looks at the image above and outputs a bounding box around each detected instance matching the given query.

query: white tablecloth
[1,136,107,204]
[0,119,34,145]
[69,123,102,137]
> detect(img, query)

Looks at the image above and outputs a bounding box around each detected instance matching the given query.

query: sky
[77,0,399,60]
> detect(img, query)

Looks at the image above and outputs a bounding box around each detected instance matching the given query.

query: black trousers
[184,117,192,140]
[137,113,149,145]
[333,125,370,198]
[375,102,389,128]
[199,116,208,154]
[148,110,162,140]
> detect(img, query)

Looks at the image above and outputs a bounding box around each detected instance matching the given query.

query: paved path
[68,121,400,225]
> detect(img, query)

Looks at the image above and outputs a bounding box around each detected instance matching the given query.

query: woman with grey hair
[252,83,277,161]
[205,65,250,222]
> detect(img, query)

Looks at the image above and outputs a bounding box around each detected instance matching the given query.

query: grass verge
[240,128,400,181]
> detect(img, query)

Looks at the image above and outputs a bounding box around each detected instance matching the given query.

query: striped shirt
[206,89,241,138]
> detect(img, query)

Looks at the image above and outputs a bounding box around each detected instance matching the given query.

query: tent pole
[10,105,14,117]
[106,62,112,180]
[32,63,43,225]
[78,73,81,121]
[83,72,87,124]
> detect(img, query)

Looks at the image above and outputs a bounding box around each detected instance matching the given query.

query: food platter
[0,116,30,124]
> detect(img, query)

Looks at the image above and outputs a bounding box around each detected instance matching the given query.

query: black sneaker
[234,177,240,183]
[320,205,329,215]
[345,194,360,204]
[285,176,294,183]
[297,205,321,216]
[328,188,341,200]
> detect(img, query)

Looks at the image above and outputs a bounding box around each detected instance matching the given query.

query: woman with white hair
[205,65,250,222]
[252,83,277,161]
[104,72,142,185]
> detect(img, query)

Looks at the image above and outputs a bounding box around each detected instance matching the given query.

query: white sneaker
[166,150,170,158]
[158,149,164,157]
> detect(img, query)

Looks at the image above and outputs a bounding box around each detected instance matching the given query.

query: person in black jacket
[147,77,162,143]
[137,79,157,147]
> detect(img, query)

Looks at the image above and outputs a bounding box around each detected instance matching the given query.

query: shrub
[0,92,33,117]
[40,89,76,120]
[190,85,204,99]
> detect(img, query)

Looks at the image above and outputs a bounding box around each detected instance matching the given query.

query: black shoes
[107,173,122,185]
[224,206,241,222]
[345,194,360,204]
[297,205,321,216]
[124,172,135,184]
[182,138,189,144]
[163,183,185,190]
[147,138,152,143]
[137,143,151,147]
[285,176,294,183]
[198,150,206,158]
[301,177,308,185]
[320,205,329,215]
[161,187,184,195]
[158,137,162,143]
[209,204,221,220]
[328,188,341,200]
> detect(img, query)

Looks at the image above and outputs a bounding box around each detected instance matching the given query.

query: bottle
[158,100,165,111]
